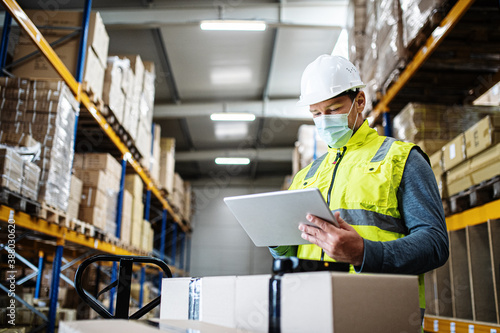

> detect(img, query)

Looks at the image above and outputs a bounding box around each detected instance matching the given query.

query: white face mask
[313,100,358,148]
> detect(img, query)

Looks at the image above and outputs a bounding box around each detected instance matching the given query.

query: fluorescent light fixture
[210,113,256,121]
[215,157,251,165]
[200,20,266,31]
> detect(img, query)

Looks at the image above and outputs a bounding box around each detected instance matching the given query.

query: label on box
[449,143,456,160]
[469,325,474,333]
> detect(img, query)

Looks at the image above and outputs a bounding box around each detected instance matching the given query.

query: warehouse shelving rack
[368,0,500,331]
[0,0,191,331]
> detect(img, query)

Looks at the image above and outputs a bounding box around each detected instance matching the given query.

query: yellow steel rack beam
[423,315,500,332]
[0,205,186,274]
[1,0,188,233]
[372,0,476,116]
[0,205,136,256]
[446,198,500,231]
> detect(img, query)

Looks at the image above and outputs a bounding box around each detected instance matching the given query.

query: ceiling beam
[96,3,347,30]
[153,99,312,120]
[175,148,293,162]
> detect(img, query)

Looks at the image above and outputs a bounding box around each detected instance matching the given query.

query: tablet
[223,188,338,247]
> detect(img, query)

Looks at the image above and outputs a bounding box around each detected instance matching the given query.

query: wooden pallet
[0,187,40,216]
[38,202,67,225]
[81,81,104,108]
[448,175,500,215]
[69,219,96,238]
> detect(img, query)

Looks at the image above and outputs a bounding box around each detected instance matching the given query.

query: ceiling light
[215,157,250,165]
[200,20,266,31]
[210,113,256,121]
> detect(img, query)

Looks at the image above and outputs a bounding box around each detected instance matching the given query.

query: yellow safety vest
[289,120,426,309]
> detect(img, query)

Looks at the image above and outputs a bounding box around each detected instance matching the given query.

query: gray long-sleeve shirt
[269,148,449,275]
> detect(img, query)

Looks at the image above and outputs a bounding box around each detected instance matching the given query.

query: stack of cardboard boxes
[121,189,133,245]
[73,153,121,232]
[0,147,24,193]
[150,124,162,184]
[67,175,83,221]
[160,138,176,194]
[141,220,154,253]
[0,77,78,212]
[125,174,144,248]
[12,10,109,101]
[103,55,156,167]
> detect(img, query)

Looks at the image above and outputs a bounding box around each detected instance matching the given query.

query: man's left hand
[299,211,364,266]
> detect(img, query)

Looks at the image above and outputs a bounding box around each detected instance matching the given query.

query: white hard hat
[297,55,366,106]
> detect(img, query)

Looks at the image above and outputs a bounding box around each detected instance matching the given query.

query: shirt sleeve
[354,148,449,275]
[268,245,298,259]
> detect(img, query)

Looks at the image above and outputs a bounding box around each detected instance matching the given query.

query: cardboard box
[79,206,106,229]
[67,198,80,221]
[280,272,420,332]
[416,139,449,156]
[81,186,108,209]
[132,198,144,222]
[0,147,23,193]
[150,123,161,183]
[120,190,133,244]
[82,153,122,180]
[21,10,109,66]
[446,160,473,196]
[130,217,143,248]
[160,273,420,333]
[234,274,270,332]
[160,277,192,320]
[13,37,105,100]
[469,142,500,185]
[74,169,107,189]
[442,134,466,171]
[22,160,41,200]
[125,174,143,199]
[464,115,500,158]
[160,138,175,193]
[69,175,83,203]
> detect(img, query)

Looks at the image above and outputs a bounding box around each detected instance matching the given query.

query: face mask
[313,100,358,148]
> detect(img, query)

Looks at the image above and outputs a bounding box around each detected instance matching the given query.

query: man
[269,55,449,317]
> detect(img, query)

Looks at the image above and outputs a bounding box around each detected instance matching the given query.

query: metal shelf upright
[0,0,191,330]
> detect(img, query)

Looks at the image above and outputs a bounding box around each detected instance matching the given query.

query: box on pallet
[160,138,175,193]
[80,186,108,209]
[120,190,133,245]
[442,134,466,171]
[136,121,152,167]
[0,79,78,212]
[0,147,23,193]
[161,272,421,333]
[21,160,41,200]
[130,217,143,248]
[79,206,106,230]
[103,56,130,122]
[125,174,144,199]
[11,10,109,99]
[464,115,500,158]
[82,153,122,180]
[69,175,83,204]
[150,124,161,184]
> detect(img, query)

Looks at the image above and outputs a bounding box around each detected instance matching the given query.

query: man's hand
[299,211,364,266]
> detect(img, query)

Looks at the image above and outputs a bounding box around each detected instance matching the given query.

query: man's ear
[355,91,366,114]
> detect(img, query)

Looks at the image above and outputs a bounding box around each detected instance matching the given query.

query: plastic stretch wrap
[393,103,500,142]
[400,0,448,48]
[104,56,130,123]
[375,0,406,92]
[0,147,24,193]
[22,161,41,200]
[104,189,118,236]
[0,78,78,211]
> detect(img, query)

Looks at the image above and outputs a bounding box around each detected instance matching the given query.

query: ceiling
[6,0,348,180]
